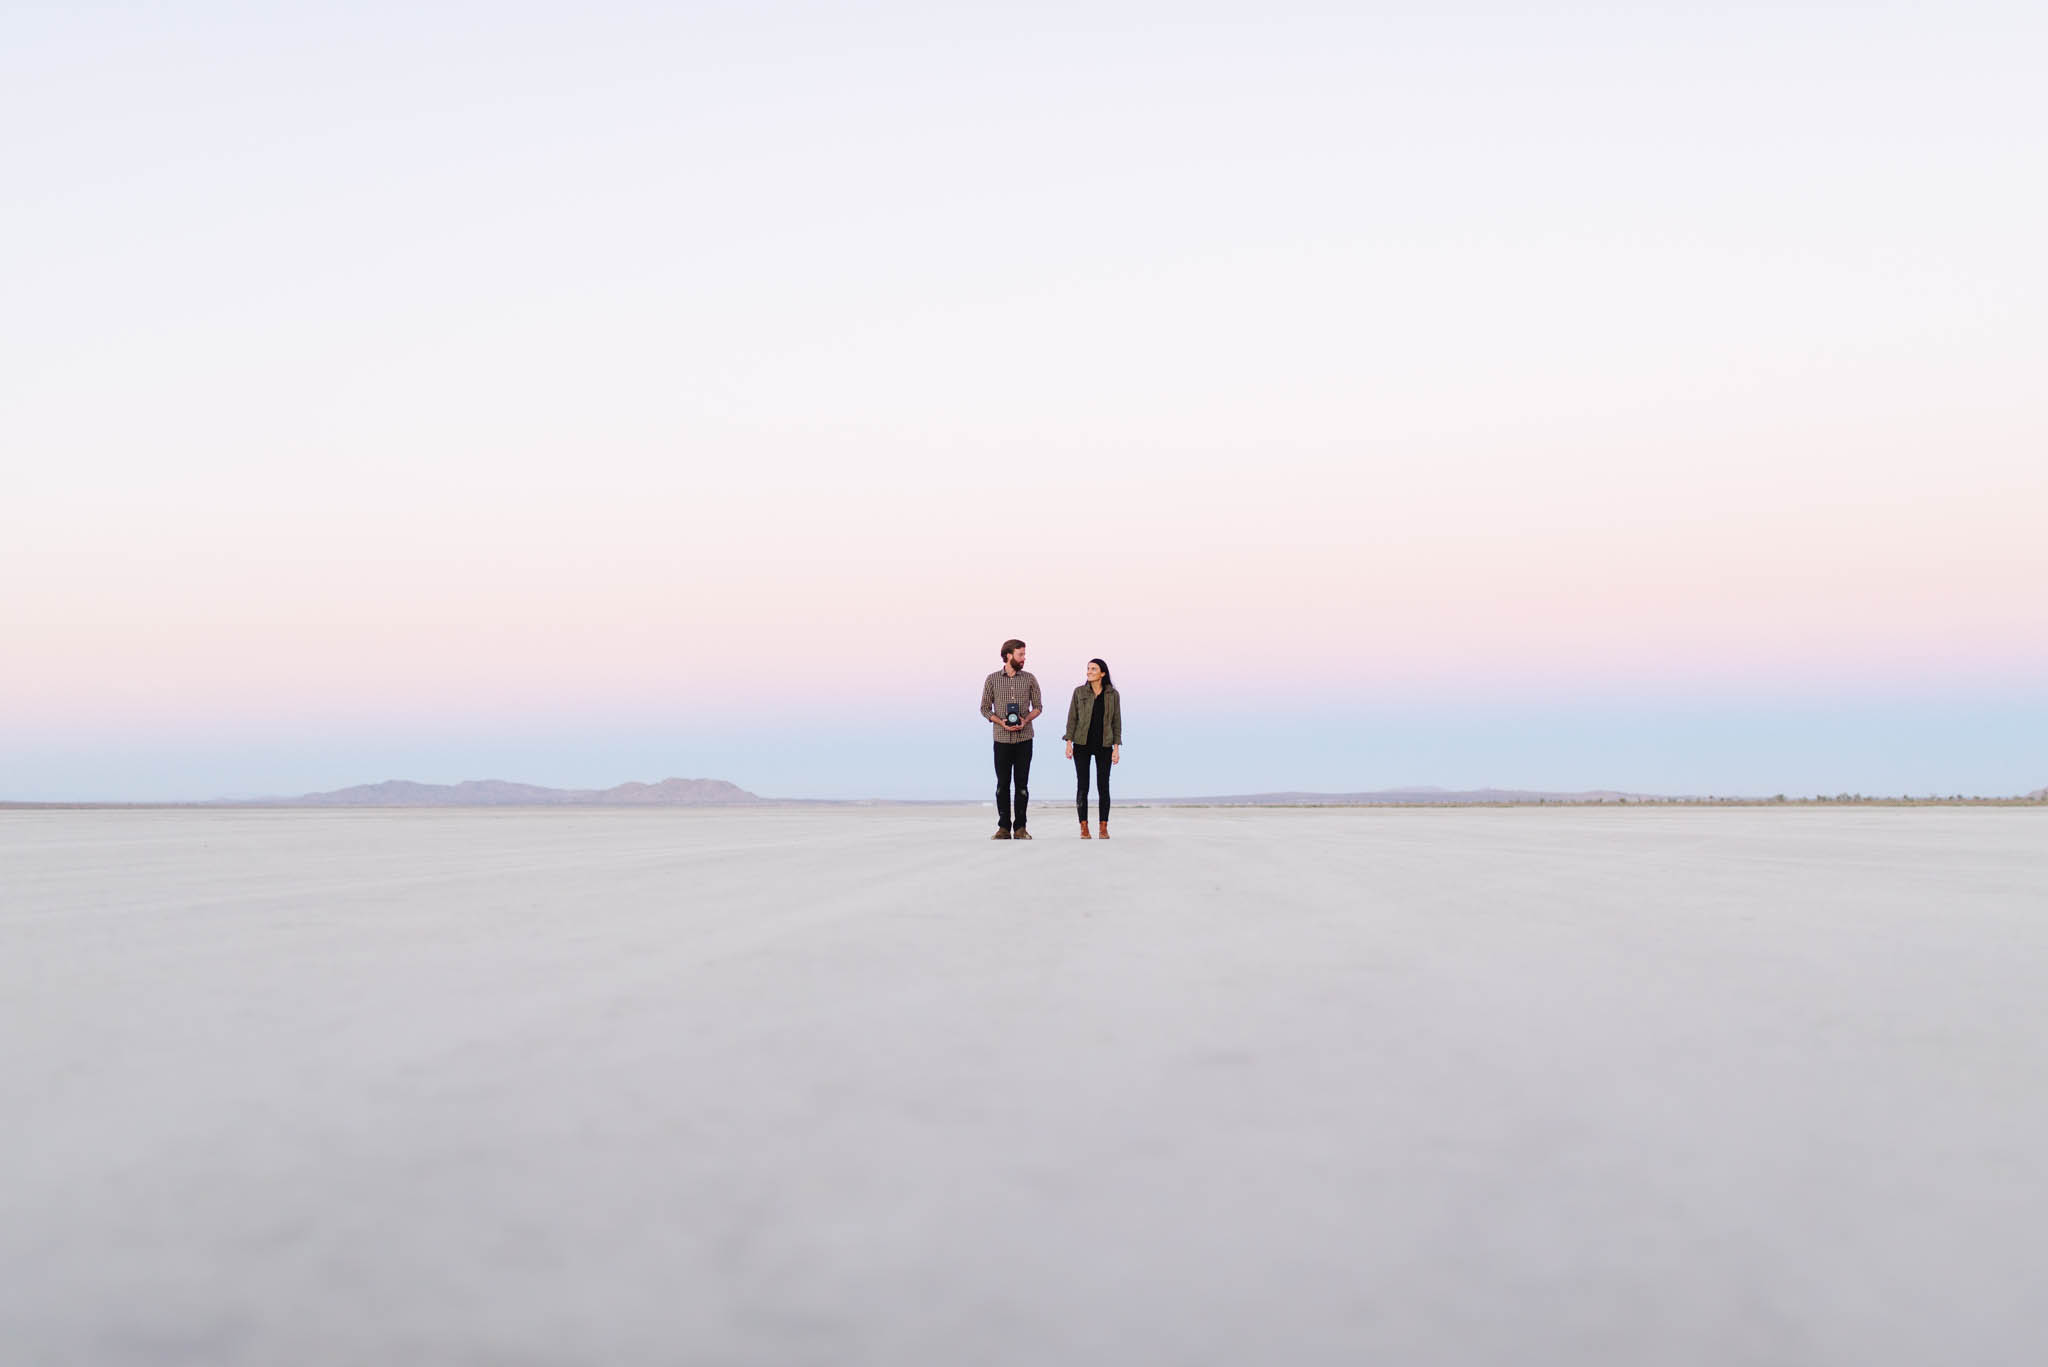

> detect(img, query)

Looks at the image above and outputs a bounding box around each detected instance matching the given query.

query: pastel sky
[6,2,2045,801]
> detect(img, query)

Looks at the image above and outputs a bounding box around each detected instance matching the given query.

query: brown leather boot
[992,828,1012,840]
[1079,822,1092,839]
[1097,821,1109,839]
[1014,828,1033,840]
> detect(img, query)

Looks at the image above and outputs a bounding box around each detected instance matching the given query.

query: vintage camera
[1005,701,1023,727]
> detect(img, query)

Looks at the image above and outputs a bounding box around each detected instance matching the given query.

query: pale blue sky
[5,2,2044,799]
[8,694,2047,802]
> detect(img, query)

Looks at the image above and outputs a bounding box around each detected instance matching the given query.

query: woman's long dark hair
[1089,658,1113,690]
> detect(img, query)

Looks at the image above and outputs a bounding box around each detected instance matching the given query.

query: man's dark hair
[1001,638,1026,662]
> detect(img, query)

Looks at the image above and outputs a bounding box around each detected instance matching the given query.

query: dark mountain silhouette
[228,778,761,807]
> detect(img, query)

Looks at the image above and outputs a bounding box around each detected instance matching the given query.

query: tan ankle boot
[1079,822,1092,838]
[1097,821,1109,839]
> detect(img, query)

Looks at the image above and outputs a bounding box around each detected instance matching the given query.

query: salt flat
[3,805,2045,1366]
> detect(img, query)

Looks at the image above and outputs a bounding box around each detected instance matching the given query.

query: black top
[1086,686,1105,749]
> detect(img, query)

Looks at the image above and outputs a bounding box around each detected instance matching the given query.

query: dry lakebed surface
[4,804,2045,1365]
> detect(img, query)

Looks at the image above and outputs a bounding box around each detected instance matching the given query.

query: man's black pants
[1073,744,1111,823]
[994,739,1032,831]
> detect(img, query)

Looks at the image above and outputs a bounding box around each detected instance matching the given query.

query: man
[979,638,1042,840]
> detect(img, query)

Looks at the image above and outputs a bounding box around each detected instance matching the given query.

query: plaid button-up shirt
[980,668,1042,743]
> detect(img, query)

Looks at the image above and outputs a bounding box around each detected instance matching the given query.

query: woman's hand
[1065,742,1074,759]
[1111,746,1121,765]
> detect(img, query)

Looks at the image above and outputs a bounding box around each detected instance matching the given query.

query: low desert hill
[230,778,760,807]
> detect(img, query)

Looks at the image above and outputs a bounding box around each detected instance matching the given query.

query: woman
[1063,658,1122,839]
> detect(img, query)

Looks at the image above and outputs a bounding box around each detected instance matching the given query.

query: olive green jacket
[1062,684,1123,748]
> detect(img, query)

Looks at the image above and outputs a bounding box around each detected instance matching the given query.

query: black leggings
[994,740,1032,831]
[1074,745,1112,823]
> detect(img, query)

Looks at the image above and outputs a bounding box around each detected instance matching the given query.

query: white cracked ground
[3,805,2045,1365]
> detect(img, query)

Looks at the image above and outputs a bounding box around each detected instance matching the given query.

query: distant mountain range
[1136,787,1663,806]
[228,781,1662,808]
[223,777,761,807]
[9,780,2034,810]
